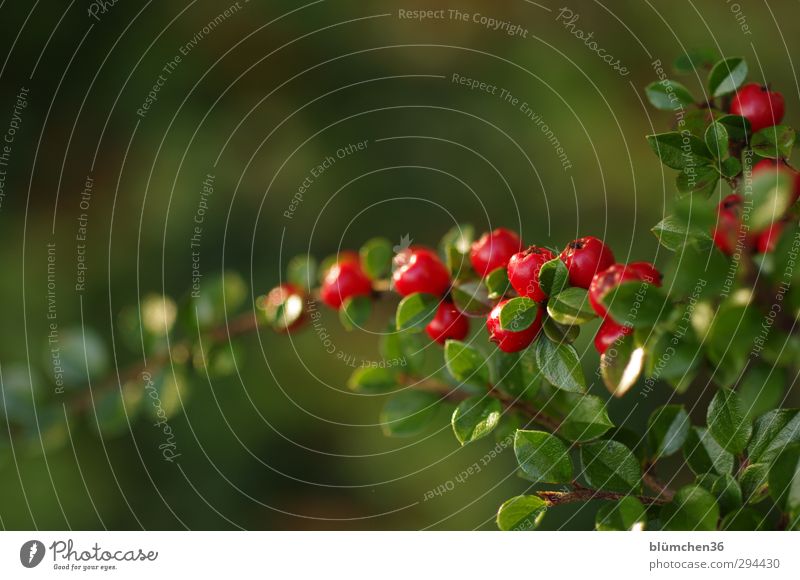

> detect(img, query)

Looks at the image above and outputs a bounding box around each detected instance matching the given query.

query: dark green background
[0,0,797,529]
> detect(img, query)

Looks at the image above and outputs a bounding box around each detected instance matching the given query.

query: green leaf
[697,473,742,515]
[768,444,800,513]
[491,350,539,398]
[684,426,734,476]
[557,394,614,442]
[359,237,393,279]
[542,317,580,344]
[645,80,695,110]
[485,267,510,300]
[347,367,396,394]
[440,224,474,279]
[707,388,752,453]
[749,167,794,231]
[706,303,762,377]
[601,281,668,329]
[747,409,800,464]
[580,440,641,493]
[718,156,742,179]
[599,332,646,398]
[740,463,770,504]
[514,430,573,484]
[647,405,690,458]
[704,121,729,159]
[380,390,439,437]
[716,114,751,141]
[721,508,763,530]
[595,497,647,531]
[546,287,596,325]
[450,280,493,316]
[538,258,569,297]
[651,214,713,252]
[444,340,490,387]
[738,365,785,420]
[498,297,538,332]
[751,125,795,159]
[339,296,371,331]
[673,48,718,75]
[676,165,720,197]
[534,337,586,393]
[708,57,748,97]
[496,495,547,531]
[286,255,317,291]
[660,484,720,531]
[646,132,714,170]
[395,292,438,332]
[452,396,502,445]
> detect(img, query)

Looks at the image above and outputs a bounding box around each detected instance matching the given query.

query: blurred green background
[1,0,798,530]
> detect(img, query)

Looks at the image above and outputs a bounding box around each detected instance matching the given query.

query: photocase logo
[19,540,46,568]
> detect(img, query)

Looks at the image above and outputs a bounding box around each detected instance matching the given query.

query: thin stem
[537,486,668,507]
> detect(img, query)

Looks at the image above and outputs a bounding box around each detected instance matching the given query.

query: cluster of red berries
[713,83,797,255]
[299,228,661,358]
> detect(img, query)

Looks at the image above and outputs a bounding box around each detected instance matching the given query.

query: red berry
[752,220,785,254]
[753,158,800,203]
[486,299,543,353]
[262,284,306,332]
[507,246,556,302]
[392,247,451,297]
[588,262,662,318]
[559,236,616,289]
[320,261,372,309]
[712,194,745,256]
[425,301,470,345]
[730,83,785,132]
[593,319,632,355]
[470,228,523,277]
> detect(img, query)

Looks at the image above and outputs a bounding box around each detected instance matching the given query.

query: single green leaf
[738,365,785,420]
[542,317,580,344]
[696,473,742,515]
[339,296,371,331]
[557,394,614,442]
[718,156,742,179]
[651,214,713,252]
[740,463,770,504]
[708,57,748,97]
[645,79,695,110]
[444,340,490,387]
[673,48,718,75]
[751,125,795,159]
[648,405,690,458]
[380,390,439,437]
[547,287,596,325]
[452,396,502,445]
[747,409,800,464]
[286,255,317,291]
[684,426,734,476]
[534,337,586,393]
[599,332,646,398]
[347,367,396,394]
[538,258,569,297]
[646,132,714,169]
[704,121,729,159]
[450,280,493,316]
[514,430,573,484]
[602,281,668,329]
[496,495,547,531]
[660,484,720,531]
[676,165,720,197]
[359,237,393,279]
[707,388,752,453]
[498,297,539,332]
[485,267,510,300]
[721,508,763,530]
[768,444,800,512]
[716,114,751,141]
[595,497,647,531]
[395,292,438,332]
[580,440,641,493]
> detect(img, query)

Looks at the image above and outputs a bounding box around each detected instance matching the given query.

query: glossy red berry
[730,83,785,132]
[320,261,372,309]
[507,246,556,302]
[425,301,470,345]
[712,194,744,256]
[753,158,800,203]
[470,228,523,277]
[486,299,543,353]
[752,220,785,254]
[392,247,451,297]
[559,236,616,289]
[262,284,306,332]
[588,262,662,318]
[593,319,632,355]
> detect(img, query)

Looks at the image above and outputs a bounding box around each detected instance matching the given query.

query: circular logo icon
[20,540,46,568]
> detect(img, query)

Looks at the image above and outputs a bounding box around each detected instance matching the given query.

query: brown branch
[642,463,675,501]
[537,487,668,507]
